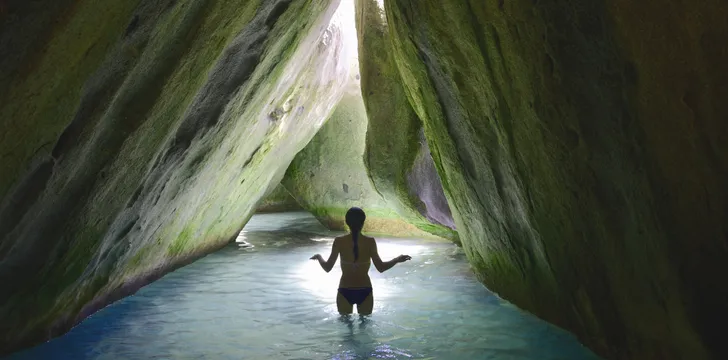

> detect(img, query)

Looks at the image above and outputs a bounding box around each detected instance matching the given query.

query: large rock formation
[2,0,727,358]
[0,0,353,354]
[383,0,728,359]
[281,0,455,240]
[282,74,434,238]
[356,0,456,239]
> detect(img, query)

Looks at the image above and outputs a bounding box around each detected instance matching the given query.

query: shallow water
[7,212,600,359]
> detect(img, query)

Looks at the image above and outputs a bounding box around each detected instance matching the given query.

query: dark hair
[345,207,366,260]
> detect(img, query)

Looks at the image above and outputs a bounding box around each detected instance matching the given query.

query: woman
[310,207,412,315]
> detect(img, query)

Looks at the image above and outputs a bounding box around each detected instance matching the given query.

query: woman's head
[346,207,366,260]
[345,207,366,233]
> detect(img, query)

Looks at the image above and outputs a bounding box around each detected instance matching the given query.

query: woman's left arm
[310,238,339,272]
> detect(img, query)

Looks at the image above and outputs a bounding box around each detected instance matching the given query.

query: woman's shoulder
[359,234,376,242]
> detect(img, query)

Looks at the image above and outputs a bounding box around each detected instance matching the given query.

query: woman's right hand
[396,255,412,263]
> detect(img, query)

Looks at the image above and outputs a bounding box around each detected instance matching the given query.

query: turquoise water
[6,212,599,360]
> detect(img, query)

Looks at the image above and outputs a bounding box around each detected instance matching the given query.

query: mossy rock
[354,0,457,240]
[385,0,727,358]
[283,89,439,239]
[0,0,354,354]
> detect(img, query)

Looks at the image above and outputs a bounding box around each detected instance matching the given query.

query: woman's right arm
[371,239,411,273]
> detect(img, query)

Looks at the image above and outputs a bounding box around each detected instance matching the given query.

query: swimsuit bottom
[338,287,373,305]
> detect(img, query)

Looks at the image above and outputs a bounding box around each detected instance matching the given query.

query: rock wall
[354,0,456,239]
[384,0,728,359]
[283,86,434,238]
[281,0,454,240]
[3,0,726,357]
[0,0,352,354]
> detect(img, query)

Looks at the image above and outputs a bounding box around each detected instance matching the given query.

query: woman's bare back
[309,207,411,315]
[336,234,375,288]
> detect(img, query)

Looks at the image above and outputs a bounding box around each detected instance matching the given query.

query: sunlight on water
[298,239,432,303]
[298,257,341,301]
[7,212,600,360]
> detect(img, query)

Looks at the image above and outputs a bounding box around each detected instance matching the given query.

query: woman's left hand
[310,254,322,261]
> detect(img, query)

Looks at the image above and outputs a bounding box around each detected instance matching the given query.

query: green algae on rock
[1,0,727,358]
[282,81,432,238]
[280,0,454,240]
[0,0,353,354]
[385,0,728,359]
[354,0,456,240]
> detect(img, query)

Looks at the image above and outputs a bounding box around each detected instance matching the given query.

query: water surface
[7,212,599,359]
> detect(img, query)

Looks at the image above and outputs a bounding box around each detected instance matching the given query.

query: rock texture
[0,0,352,354]
[384,0,728,359]
[355,0,456,239]
[256,183,302,213]
[283,84,432,238]
[281,0,454,240]
[2,0,727,358]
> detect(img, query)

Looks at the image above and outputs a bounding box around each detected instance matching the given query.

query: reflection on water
[6,212,600,360]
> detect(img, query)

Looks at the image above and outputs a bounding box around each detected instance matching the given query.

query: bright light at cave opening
[274,0,360,135]
[331,0,359,68]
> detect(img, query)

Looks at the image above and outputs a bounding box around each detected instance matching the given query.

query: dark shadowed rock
[385,0,728,358]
